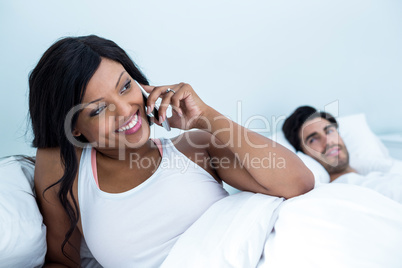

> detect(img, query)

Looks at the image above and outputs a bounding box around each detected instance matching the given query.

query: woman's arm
[145,83,314,199]
[203,108,313,198]
[35,148,81,267]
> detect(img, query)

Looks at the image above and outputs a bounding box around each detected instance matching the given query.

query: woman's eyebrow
[115,71,126,89]
[83,98,104,109]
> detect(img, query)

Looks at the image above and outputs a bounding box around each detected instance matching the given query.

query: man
[282,105,402,203]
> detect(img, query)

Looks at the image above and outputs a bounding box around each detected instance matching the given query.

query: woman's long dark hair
[29,35,148,260]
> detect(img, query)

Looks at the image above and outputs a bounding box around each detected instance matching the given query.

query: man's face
[299,117,350,174]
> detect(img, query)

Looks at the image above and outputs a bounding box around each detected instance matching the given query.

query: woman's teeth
[117,113,138,132]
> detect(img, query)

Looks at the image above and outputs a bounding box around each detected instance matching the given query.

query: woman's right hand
[142,82,214,130]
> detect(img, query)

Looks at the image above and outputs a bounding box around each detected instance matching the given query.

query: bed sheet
[333,171,402,204]
[260,183,402,267]
[161,191,284,268]
[162,184,402,268]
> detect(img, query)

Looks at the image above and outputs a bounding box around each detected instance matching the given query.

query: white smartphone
[134,80,171,131]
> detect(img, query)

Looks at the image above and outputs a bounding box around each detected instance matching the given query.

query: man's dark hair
[282,106,338,152]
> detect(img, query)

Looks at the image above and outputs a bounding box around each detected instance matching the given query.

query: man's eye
[120,80,132,94]
[308,137,316,144]
[90,106,106,117]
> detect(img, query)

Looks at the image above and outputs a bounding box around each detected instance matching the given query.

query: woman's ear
[72,129,82,137]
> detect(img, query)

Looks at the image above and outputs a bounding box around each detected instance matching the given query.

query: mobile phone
[134,80,171,131]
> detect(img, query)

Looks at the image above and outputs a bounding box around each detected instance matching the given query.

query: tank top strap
[157,137,176,154]
[151,138,163,157]
[87,140,164,189]
[78,144,97,191]
[90,148,99,187]
[80,145,93,173]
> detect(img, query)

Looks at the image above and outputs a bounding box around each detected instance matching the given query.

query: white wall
[1,0,401,157]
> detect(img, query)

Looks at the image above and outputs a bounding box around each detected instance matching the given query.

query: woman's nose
[112,101,132,119]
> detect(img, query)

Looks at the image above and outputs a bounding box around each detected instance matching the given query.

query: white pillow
[337,113,392,174]
[0,156,46,267]
[296,152,330,184]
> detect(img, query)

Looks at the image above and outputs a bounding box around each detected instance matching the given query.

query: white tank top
[78,138,229,267]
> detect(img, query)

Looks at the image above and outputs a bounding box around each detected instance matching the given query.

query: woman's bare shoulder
[34,147,83,265]
[35,147,83,186]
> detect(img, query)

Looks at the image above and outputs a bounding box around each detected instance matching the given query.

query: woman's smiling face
[74,58,150,151]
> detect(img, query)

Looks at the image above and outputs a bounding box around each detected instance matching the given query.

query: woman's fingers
[141,84,155,94]
[158,85,186,122]
[170,91,184,117]
[146,83,185,123]
[158,88,175,122]
[144,82,207,129]
[146,85,172,117]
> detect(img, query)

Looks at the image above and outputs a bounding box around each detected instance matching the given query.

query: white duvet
[161,184,402,268]
[333,171,402,204]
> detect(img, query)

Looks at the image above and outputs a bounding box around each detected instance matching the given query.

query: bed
[1,113,401,267]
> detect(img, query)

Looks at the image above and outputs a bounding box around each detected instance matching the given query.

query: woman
[30,35,313,267]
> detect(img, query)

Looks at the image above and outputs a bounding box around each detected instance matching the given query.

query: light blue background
[1,0,401,157]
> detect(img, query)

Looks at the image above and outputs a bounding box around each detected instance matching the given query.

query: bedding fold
[161,191,284,268]
[162,184,402,268]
